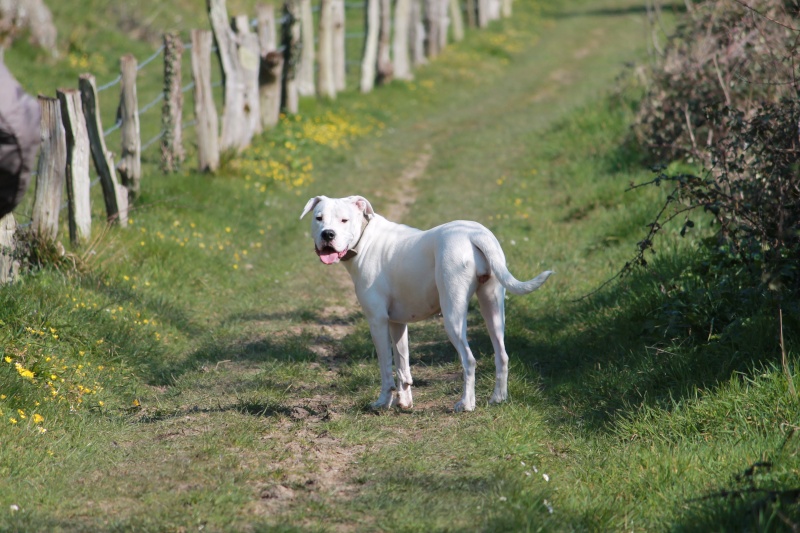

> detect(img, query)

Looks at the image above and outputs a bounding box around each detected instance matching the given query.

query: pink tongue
[317,248,347,264]
[319,252,339,265]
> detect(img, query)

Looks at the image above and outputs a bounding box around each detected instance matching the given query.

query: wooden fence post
[332,0,346,91]
[297,0,316,96]
[449,0,464,42]
[233,15,262,137]
[317,0,336,99]
[488,0,501,20]
[501,0,512,17]
[191,29,220,172]
[162,32,185,173]
[260,51,284,128]
[360,0,380,92]
[477,0,489,28]
[257,3,284,128]
[31,96,66,241]
[424,0,442,58]
[117,54,141,202]
[376,0,393,85]
[393,0,413,81]
[281,0,301,113]
[208,0,249,149]
[466,0,477,27]
[257,3,277,51]
[57,88,92,246]
[79,73,128,226]
[410,0,428,67]
[0,214,18,284]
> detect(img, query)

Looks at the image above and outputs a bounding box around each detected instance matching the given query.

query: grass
[2,0,799,531]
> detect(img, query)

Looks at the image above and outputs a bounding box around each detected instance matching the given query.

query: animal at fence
[300,195,553,412]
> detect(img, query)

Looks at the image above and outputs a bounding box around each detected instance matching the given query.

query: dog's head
[300,195,375,264]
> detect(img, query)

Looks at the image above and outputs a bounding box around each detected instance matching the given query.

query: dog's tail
[473,233,554,296]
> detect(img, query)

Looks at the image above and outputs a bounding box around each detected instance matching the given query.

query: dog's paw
[392,383,413,410]
[489,391,508,404]
[370,390,395,410]
[453,399,475,412]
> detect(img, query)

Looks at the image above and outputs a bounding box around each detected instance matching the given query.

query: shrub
[629,1,800,308]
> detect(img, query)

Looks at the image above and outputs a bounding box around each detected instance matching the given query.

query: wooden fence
[0,0,512,284]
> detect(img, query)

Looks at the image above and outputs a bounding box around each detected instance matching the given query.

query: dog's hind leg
[389,322,413,409]
[477,279,509,404]
[439,288,477,412]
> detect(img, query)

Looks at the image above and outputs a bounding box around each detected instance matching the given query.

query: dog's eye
[341,218,349,223]
[315,215,323,221]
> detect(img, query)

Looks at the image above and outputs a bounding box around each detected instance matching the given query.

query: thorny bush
[626,0,800,317]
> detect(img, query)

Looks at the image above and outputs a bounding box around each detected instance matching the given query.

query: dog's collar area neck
[341,214,371,262]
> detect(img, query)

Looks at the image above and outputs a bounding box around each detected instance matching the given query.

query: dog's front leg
[389,322,413,409]
[367,315,396,409]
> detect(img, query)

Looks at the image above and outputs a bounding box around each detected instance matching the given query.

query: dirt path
[118,1,654,529]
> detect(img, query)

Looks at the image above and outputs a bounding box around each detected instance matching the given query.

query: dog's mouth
[316,245,349,265]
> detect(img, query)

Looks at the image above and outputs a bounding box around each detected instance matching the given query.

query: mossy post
[79,73,128,226]
[161,32,185,173]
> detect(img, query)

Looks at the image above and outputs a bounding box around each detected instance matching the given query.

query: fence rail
[0,0,512,284]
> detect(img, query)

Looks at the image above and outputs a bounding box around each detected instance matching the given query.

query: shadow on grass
[550,2,685,19]
[501,253,795,432]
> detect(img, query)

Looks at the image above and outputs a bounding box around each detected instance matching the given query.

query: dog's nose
[321,229,336,242]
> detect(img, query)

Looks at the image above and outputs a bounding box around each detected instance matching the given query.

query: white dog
[300,195,552,412]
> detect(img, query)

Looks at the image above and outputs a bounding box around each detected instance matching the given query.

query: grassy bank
[1,0,798,530]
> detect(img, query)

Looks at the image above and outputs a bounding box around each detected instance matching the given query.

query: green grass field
[1,0,798,531]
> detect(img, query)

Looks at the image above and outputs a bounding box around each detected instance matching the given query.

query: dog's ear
[350,196,375,219]
[300,196,326,219]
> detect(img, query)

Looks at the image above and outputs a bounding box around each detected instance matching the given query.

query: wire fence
[7,0,507,241]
